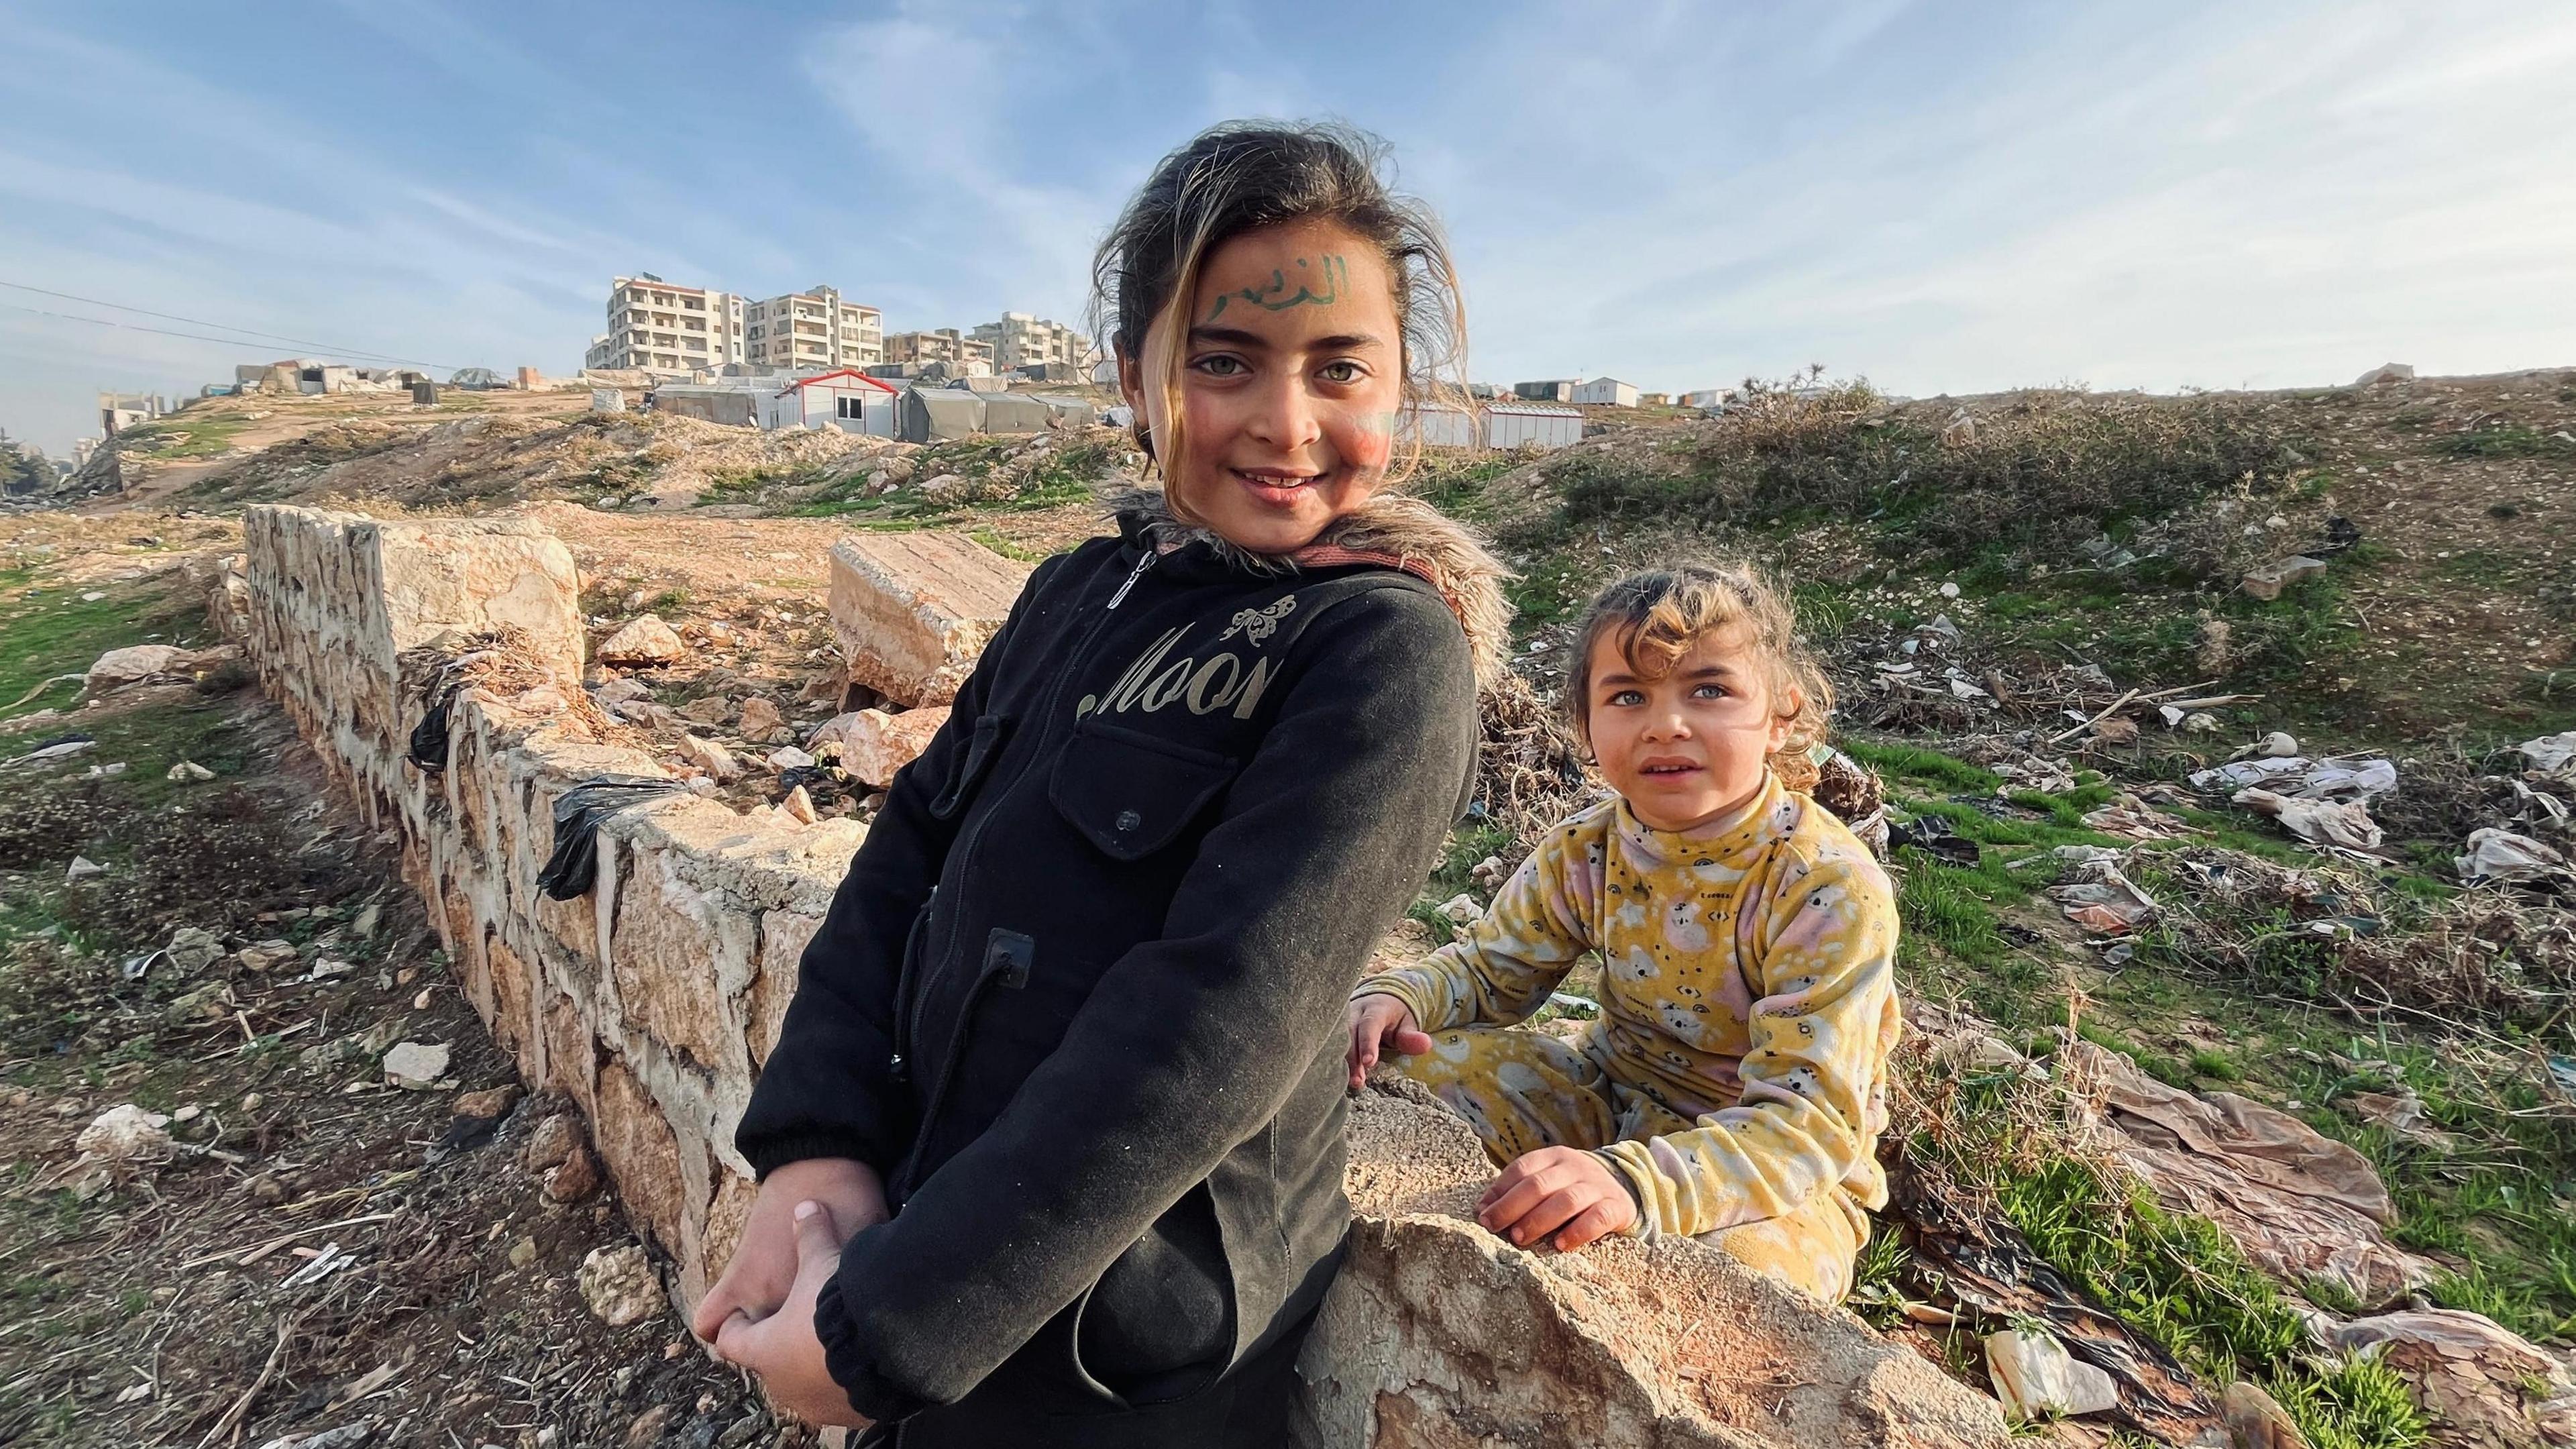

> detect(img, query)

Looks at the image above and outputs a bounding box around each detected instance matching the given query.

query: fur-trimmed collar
[1107,487,1513,690]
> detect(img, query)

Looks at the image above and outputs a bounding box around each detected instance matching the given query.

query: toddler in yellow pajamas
[1347,564,1900,1302]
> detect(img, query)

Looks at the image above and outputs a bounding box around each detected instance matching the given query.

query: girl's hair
[1089,121,1466,514]
[1564,564,1836,793]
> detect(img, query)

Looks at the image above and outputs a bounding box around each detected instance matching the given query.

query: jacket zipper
[885,886,936,1085]
[894,544,1160,1191]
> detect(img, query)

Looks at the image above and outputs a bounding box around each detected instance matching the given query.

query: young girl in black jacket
[697,121,1509,1446]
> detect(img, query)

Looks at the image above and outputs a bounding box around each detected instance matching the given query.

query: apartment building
[970,312,1089,372]
[586,276,747,374]
[745,286,883,372]
[883,327,994,375]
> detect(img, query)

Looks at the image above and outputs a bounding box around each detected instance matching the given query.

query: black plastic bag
[409,683,462,770]
[535,775,686,900]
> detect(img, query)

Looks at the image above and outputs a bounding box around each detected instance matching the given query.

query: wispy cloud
[0,0,2567,453]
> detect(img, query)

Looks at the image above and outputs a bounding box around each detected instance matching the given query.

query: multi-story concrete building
[745,286,883,372]
[588,276,748,374]
[883,328,994,376]
[971,313,1089,372]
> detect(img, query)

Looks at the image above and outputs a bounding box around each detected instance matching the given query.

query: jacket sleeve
[733,555,1065,1179]
[816,586,1478,1419]
[1595,847,1902,1239]
[1351,817,1599,1032]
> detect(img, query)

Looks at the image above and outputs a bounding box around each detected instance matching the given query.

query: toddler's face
[1123,219,1403,553]
[1582,627,1792,833]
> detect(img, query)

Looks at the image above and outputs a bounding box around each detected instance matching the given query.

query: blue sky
[2,1,2571,453]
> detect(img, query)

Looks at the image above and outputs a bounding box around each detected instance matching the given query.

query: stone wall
[227,504,2006,1447]
[235,504,856,1307]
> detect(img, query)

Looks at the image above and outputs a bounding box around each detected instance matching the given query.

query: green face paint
[1203,254,1349,323]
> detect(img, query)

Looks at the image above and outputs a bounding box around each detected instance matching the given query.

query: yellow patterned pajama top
[1354,773,1901,1300]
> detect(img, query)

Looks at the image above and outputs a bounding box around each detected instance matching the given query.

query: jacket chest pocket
[928,713,1012,820]
[1049,720,1240,861]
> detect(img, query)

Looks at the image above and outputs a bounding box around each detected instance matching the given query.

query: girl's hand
[692,1159,886,1347]
[1477,1146,1636,1252]
[712,1201,869,1428]
[1345,993,1433,1090]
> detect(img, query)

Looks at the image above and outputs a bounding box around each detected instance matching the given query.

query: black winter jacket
[735,494,1498,1426]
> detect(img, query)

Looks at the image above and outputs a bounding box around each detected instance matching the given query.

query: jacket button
[1115,809,1141,833]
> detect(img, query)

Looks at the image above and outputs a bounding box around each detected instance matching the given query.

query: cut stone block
[828,533,1032,707]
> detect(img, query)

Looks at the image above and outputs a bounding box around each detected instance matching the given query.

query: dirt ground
[0,571,800,1448]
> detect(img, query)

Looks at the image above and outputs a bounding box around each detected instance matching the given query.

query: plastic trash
[2453,828,2567,886]
[2190,755,2397,802]
[534,775,687,900]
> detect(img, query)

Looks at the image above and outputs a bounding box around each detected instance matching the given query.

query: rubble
[2239,555,2328,601]
[74,1104,174,1168]
[381,1041,451,1087]
[596,614,685,666]
[675,734,741,780]
[83,643,190,696]
[835,705,949,788]
[166,925,226,975]
[166,759,217,782]
[827,531,1032,706]
[577,1244,663,1327]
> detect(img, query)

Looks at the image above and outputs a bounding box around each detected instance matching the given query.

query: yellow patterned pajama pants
[1398,1023,1866,1303]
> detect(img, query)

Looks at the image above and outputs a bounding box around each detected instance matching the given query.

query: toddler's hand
[1345,994,1433,1091]
[712,1199,868,1428]
[692,1158,886,1348]
[1477,1146,1636,1252]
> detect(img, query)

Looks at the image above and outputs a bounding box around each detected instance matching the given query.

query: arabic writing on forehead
[1203,255,1349,324]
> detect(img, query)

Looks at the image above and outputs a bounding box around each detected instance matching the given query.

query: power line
[0,278,461,371]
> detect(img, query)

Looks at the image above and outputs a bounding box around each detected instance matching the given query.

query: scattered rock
[736,696,786,741]
[165,759,217,782]
[165,926,225,975]
[1436,892,1481,924]
[2353,362,2415,386]
[839,706,951,789]
[523,1113,584,1172]
[64,855,105,882]
[678,694,733,725]
[596,614,686,666]
[766,745,816,770]
[83,643,187,696]
[2241,555,2329,602]
[246,1173,286,1205]
[507,1236,538,1269]
[675,735,741,781]
[235,939,299,972]
[828,532,1034,706]
[543,1144,602,1203]
[779,785,818,825]
[452,1085,522,1122]
[623,1405,671,1448]
[74,1105,173,1176]
[578,1244,663,1326]
[593,676,651,707]
[381,1041,451,1088]
[1984,1326,2118,1419]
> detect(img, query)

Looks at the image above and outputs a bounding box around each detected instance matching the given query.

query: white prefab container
[1399,405,1479,449]
[1485,405,1582,450]
[1571,377,1640,407]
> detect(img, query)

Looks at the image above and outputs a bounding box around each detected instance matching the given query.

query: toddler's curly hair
[1563,563,1835,792]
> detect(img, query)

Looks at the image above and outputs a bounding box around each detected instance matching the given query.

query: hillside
[1,368,2571,1448]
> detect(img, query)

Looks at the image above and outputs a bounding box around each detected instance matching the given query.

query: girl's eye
[1318,360,1363,384]
[1693,684,1729,700]
[1607,689,1645,707]
[1192,355,1247,377]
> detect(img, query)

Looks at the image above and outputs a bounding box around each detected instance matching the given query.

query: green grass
[115,414,246,460]
[2430,426,2569,460]
[1915,1069,2429,1448]
[1406,820,1516,943]
[0,574,209,727]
